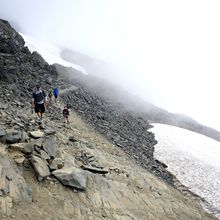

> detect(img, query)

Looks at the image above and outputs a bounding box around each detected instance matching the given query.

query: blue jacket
[53,88,59,96]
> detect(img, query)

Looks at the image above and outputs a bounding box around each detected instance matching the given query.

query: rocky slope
[0,19,217,219]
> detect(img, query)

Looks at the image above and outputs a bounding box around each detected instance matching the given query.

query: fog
[1,0,220,130]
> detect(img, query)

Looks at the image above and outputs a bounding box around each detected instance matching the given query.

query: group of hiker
[32,85,70,124]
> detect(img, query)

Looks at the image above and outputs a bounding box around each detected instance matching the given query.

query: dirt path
[1,87,216,220]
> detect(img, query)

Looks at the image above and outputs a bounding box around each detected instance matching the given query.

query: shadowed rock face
[0,19,25,54]
[0,19,57,103]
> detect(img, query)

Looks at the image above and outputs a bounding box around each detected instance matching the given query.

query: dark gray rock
[81,165,108,174]
[30,155,50,181]
[0,151,32,201]
[42,137,57,159]
[0,126,5,136]
[52,167,88,190]
[3,131,22,144]
[46,76,53,85]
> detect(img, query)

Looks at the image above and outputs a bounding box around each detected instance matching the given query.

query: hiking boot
[36,118,41,123]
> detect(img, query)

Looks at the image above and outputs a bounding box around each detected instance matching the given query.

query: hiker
[53,87,59,102]
[32,85,47,121]
[48,89,53,102]
[63,105,70,124]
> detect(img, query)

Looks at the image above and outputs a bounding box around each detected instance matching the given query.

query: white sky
[1,0,220,130]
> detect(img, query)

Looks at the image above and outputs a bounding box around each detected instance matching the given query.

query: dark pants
[34,103,45,113]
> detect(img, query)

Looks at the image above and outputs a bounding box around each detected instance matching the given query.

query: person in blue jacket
[53,88,59,103]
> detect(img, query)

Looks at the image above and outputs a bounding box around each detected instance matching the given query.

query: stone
[49,158,64,171]
[52,167,88,190]
[46,76,53,84]
[81,165,108,174]
[42,138,57,159]
[33,138,43,147]
[10,143,34,154]
[3,131,22,144]
[0,126,5,136]
[14,154,25,164]
[0,154,32,202]
[63,152,75,168]
[40,149,50,160]
[30,155,50,181]
[44,128,56,135]
[69,136,78,142]
[30,130,44,138]
[0,196,13,216]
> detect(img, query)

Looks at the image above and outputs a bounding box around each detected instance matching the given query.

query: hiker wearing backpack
[63,105,70,124]
[32,85,47,121]
[53,87,59,103]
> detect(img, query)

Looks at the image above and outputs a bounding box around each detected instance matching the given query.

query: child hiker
[63,105,70,124]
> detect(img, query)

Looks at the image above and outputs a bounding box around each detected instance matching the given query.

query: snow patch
[20,33,87,74]
[150,123,220,218]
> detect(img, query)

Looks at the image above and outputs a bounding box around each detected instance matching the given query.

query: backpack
[33,90,46,103]
[63,108,69,116]
[53,88,59,96]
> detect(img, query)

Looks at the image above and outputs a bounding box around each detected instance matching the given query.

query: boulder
[52,167,88,190]
[42,137,57,159]
[0,153,32,202]
[3,131,22,144]
[30,155,50,181]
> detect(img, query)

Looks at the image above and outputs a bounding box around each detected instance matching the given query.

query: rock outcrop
[0,19,57,104]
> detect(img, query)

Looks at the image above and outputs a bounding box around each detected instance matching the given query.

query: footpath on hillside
[0,87,217,220]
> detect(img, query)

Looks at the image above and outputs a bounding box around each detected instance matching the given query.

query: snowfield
[150,123,220,218]
[20,33,87,74]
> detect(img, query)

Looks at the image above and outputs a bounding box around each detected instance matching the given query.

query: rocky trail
[0,86,216,220]
[0,19,217,219]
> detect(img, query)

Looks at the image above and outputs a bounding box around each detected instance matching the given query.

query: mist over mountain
[58,49,220,142]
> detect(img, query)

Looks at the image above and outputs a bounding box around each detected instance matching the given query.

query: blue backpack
[53,88,59,96]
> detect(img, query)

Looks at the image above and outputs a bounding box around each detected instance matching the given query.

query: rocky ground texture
[0,19,217,219]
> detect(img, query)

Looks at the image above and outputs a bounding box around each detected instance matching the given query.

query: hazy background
[1,0,220,130]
